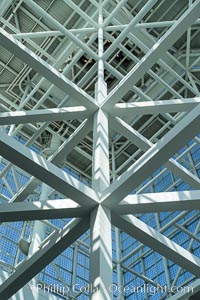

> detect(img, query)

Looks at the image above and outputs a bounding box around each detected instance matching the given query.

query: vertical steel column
[92,108,109,191]
[112,143,125,300]
[0,126,4,164]
[186,0,193,69]
[72,244,78,287]
[92,0,109,192]
[115,228,124,300]
[90,205,113,299]
[28,183,52,256]
[155,213,171,292]
[28,135,61,271]
[14,221,28,267]
[90,1,113,299]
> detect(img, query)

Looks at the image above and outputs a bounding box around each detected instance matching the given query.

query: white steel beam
[89,3,113,299]
[0,28,98,111]
[111,98,200,117]
[0,108,86,127]
[104,18,200,31]
[0,132,99,207]
[9,177,40,204]
[0,106,90,125]
[109,116,200,190]
[101,104,200,207]
[112,214,200,277]
[104,27,195,98]
[102,0,200,109]
[90,108,112,300]
[90,205,113,300]
[115,228,124,300]
[63,0,98,29]
[113,190,200,214]
[109,0,196,94]
[131,30,197,96]
[102,0,159,61]
[12,27,96,39]
[0,218,90,299]
[92,3,110,193]
[102,0,128,28]
[109,116,152,151]
[92,109,110,192]
[0,199,88,222]
[165,159,200,190]
[0,0,13,17]
[9,118,93,203]
[24,0,99,61]
[50,117,93,165]
[118,211,194,265]
[136,19,200,29]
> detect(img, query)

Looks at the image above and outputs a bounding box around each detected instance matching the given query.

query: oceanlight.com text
[31,282,194,297]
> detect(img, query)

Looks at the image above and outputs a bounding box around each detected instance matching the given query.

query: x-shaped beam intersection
[0,0,200,298]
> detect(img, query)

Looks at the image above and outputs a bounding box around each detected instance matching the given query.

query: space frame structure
[0,0,200,299]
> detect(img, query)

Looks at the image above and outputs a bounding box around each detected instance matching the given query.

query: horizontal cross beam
[0,199,88,222]
[113,190,200,214]
[111,98,200,117]
[0,106,90,125]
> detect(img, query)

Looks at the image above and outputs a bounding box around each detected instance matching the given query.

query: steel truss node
[0,0,200,300]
